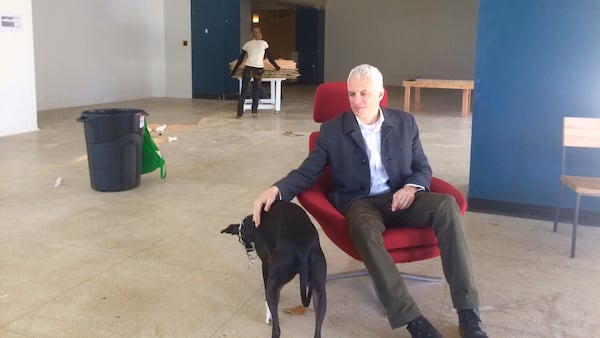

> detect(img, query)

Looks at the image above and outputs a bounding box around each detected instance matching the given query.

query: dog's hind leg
[266,281,282,338]
[266,252,297,338]
[261,263,272,324]
[310,251,327,338]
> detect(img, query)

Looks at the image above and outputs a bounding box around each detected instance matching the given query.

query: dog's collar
[238,221,257,268]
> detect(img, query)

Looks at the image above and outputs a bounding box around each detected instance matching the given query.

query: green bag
[141,120,166,179]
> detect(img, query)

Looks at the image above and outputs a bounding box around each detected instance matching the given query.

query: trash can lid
[81,108,146,117]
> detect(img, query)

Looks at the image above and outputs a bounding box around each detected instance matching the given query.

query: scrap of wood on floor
[283,305,308,315]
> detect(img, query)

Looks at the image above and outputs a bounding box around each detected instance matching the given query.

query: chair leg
[327,268,443,283]
[327,268,369,281]
[553,182,564,232]
[571,194,580,258]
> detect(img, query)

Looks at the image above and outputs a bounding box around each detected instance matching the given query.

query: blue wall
[470,0,600,215]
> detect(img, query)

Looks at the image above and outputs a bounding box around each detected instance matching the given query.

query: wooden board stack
[229,59,300,79]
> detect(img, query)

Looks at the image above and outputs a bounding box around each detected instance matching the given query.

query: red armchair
[297,82,467,280]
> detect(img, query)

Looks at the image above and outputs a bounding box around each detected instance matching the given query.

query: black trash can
[77,108,146,192]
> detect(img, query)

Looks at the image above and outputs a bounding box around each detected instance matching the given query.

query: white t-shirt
[242,39,269,68]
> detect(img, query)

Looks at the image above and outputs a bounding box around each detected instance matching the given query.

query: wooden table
[238,77,286,113]
[402,79,474,117]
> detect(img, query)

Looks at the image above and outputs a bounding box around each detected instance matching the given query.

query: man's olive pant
[344,192,479,329]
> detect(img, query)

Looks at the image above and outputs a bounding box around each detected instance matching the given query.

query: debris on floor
[282,131,304,137]
[74,155,88,163]
[147,123,191,145]
[283,305,307,315]
[54,177,62,188]
[155,124,167,135]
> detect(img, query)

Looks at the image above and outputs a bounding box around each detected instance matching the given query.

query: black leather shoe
[406,315,444,338]
[457,309,488,338]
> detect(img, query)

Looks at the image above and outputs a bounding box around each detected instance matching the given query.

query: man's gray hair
[347,64,384,91]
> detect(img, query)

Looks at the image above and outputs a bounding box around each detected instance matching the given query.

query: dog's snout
[221,223,239,235]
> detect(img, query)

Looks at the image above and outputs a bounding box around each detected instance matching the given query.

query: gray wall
[165,0,192,98]
[324,0,479,85]
[240,0,251,47]
[29,0,478,111]
[32,0,166,110]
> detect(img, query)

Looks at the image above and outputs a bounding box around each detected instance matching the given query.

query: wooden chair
[553,117,600,258]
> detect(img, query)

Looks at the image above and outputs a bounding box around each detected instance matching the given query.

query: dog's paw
[265,301,272,325]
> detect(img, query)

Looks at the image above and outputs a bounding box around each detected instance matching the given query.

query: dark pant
[344,192,479,329]
[237,66,264,116]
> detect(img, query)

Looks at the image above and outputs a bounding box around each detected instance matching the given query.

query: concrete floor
[1,85,599,338]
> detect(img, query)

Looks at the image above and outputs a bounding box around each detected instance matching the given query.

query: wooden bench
[402,79,474,117]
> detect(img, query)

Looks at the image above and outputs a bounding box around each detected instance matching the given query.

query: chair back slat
[563,117,600,148]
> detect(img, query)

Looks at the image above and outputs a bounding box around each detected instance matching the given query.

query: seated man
[252,64,487,338]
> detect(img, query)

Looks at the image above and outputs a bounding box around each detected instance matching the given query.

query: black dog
[221,200,327,338]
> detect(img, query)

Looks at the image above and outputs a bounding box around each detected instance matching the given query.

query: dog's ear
[220,224,239,235]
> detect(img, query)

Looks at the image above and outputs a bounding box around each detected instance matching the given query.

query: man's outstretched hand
[252,186,280,226]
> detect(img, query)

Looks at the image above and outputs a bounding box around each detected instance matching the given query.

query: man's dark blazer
[275,107,432,212]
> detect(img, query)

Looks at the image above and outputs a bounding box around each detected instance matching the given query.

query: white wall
[0,0,38,136]
[324,0,479,85]
[164,0,191,98]
[32,0,166,110]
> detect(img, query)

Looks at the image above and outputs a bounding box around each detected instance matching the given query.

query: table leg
[274,79,281,113]
[467,89,472,116]
[462,89,470,117]
[239,78,250,112]
[269,80,276,105]
[414,88,421,112]
[403,86,411,112]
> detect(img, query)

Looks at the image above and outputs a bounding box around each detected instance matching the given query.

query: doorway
[251,6,324,84]
[190,1,324,99]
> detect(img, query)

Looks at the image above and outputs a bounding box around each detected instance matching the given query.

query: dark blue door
[191,0,240,98]
[296,7,325,84]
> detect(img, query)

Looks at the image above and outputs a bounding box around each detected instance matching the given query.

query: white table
[238,77,286,113]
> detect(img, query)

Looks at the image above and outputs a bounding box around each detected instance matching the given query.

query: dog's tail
[299,251,313,307]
